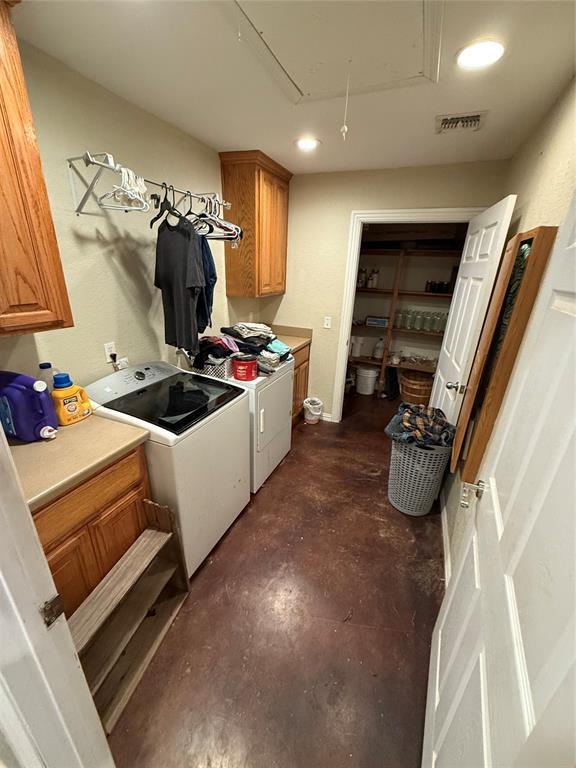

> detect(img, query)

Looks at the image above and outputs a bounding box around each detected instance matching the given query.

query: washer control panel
[85,361,181,404]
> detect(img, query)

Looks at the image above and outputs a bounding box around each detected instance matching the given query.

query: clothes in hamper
[196,236,217,334]
[154,219,205,352]
[385,402,455,448]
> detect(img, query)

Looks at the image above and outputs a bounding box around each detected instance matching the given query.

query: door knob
[446,381,460,390]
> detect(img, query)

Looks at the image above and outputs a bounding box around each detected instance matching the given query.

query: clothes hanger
[149,183,181,228]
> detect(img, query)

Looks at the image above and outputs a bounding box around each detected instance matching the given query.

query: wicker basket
[191,358,233,380]
[399,369,433,405]
[388,440,451,516]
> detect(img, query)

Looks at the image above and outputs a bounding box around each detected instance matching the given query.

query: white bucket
[355,366,378,395]
[303,397,323,424]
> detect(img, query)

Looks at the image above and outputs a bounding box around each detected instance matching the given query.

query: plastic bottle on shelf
[413,311,423,331]
[404,310,414,329]
[423,312,433,332]
[357,268,368,288]
[373,338,385,360]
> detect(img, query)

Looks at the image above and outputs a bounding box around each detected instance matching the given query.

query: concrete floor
[109,395,445,768]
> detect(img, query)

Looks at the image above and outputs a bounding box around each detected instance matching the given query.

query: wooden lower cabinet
[46,529,102,617]
[36,446,150,617]
[89,487,147,576]
[292,345,311,424]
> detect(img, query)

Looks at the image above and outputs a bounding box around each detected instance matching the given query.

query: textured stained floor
[109,395,445,768]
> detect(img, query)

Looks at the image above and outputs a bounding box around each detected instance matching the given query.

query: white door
[0,430,114,768]
[430,196,516,423]
[422,197,576,767]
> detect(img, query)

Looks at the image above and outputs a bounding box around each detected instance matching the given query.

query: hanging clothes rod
[66,151,231,215]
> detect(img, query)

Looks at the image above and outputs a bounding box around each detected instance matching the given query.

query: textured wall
[507,78,576,231]
[0,43,232,385]
[262,162,509,415]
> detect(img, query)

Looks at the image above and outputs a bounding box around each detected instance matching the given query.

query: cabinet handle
[259,408,265,433]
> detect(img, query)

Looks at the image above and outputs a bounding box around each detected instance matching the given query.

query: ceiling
[13,0,575,175]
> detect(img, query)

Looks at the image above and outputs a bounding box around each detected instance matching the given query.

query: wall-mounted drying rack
[66,151,243,246]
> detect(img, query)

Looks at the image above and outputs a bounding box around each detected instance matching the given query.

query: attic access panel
[234,0,442,102]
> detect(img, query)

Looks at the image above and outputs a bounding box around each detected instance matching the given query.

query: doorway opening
[333,209,482,423]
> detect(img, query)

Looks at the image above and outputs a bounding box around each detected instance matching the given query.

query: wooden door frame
[332,207,484,423]
[460,225,557,482]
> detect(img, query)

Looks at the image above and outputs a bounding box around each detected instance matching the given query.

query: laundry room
[0,2,574,767]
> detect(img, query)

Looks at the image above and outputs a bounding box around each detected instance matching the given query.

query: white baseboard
[439,488,452,586]
[321,412,333,422]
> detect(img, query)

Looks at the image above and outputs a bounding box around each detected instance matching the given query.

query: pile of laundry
[385,402,455,449]
[192,322,291,375]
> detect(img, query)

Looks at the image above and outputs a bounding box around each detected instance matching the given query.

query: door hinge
[460,480,485,509]
[40,594,64,628]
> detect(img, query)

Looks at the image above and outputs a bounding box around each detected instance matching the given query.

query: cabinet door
[0,4,73,334]
[258,170,288,296]
[46,529,102,617]
[88,486,147,577]
[292,360,310,421]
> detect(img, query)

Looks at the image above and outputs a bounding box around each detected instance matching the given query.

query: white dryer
[195,359,294,493]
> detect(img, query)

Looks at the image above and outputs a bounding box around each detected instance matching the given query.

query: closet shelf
[392,328,444,338]
[356,288,453,299]
[352,323,390,330]
[348,356,382,367]
[69,528,172,653]
[386,358,437,373]
[360,249,462,258]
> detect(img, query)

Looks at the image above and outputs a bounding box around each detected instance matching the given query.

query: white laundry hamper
[303,397,323,424]
[388,440,451,516]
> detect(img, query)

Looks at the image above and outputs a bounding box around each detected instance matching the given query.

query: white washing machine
[194,359,294,493]
[85,362,250,578]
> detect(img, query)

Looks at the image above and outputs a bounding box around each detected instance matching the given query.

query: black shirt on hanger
[154,217,205,352]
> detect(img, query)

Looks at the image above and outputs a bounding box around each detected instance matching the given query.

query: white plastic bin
[303,397,323,424]
[355,366,378,395]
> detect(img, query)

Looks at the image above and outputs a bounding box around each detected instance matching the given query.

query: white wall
[0,43,231,385]
[444,78,576,573]
[262,161,509,415]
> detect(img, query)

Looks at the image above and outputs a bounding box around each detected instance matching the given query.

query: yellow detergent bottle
[51,372,93,426]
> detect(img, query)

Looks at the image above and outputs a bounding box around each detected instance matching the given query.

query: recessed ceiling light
[295,137,321,152]
[457,40,505,70]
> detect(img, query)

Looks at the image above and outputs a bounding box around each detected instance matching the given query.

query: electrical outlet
[104,341,116,363]
[323,316,332,329]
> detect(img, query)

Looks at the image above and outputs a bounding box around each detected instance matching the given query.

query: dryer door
[256,370,294,452]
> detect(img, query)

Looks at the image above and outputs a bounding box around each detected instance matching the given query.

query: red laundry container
[232,354,257,381]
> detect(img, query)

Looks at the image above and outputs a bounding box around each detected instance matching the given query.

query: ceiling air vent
[435,111,487,134]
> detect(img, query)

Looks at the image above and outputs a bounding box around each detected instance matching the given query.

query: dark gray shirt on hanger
[154,217,205,353]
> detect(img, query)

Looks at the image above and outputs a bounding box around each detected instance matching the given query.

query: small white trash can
[355,366,378,395]
[303,397,323,424]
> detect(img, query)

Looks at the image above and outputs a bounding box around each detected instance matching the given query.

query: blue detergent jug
[0,371,58,442]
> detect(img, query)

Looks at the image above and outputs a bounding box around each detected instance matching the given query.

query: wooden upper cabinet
[220,150,291,298]
[0,2,73,335]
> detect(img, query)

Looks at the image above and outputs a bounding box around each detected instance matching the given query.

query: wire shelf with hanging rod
[66,151,243,247]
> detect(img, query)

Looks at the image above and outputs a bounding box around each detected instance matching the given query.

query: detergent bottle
[51,373,93,426]
[0,371,58,442]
